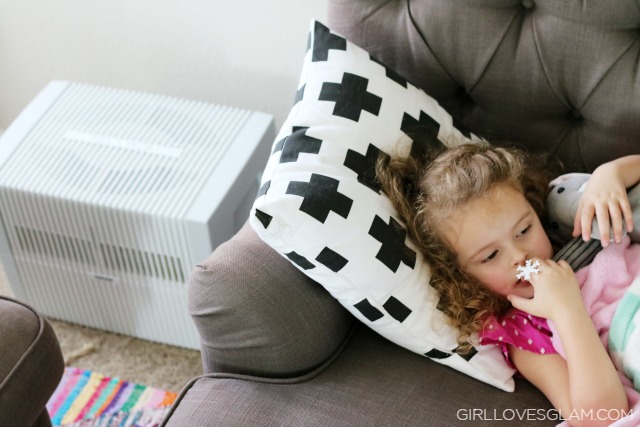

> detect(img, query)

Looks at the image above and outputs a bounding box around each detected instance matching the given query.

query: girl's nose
[513,249,528,267]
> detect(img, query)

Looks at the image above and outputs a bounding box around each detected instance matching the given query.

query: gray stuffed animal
[546,173,640,245]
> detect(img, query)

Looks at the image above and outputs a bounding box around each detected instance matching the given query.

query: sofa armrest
[188,221,354,377]
[0,296,64,427]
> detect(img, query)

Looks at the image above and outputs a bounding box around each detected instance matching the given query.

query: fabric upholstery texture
[0,296,64,427]
[328,0,640,172]
[172,1,640,425]
[188,221,354,377]
[164,326,555,427]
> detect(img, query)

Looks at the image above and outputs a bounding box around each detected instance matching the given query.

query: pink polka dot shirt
[479,307,557,369]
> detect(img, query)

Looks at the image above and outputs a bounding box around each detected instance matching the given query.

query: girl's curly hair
[375,130,560,353]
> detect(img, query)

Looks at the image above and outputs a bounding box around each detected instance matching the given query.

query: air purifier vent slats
[14,224,184,283]
[16,226,95,267]
[0,80,274,349]
[0,82,252,217]
[99,242,184,283]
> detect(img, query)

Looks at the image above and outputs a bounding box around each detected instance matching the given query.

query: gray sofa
[162,0,640,425]
[0,296,64,427]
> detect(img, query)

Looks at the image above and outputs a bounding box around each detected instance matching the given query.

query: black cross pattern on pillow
[457,346,478,362]
[286,247,348,273]
[285,251,315,270]
[272,127,323,163]
[286,173,353,223]
[383,296,412,322]
[400,111,442,158]
[425,345,478,362]
[315,246,348,272]
[354,295,412,323]
[254,208,272,229]
[425,348,451,359]
[344,143,389,193]
[319,73,382,122]
[401,111,440,135]
[293,84,305,105]
[354,298,384,322]
[312,21,347,62]
[368,215,416,272]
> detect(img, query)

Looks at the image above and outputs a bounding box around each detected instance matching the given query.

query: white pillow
[250,20,515,391]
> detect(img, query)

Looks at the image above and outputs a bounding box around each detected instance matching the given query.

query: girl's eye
[481,250,498,264]
[517,225,531,237]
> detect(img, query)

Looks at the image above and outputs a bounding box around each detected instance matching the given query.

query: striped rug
[47,367,177,426]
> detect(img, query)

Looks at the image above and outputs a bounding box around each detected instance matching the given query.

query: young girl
[376,134,640,426]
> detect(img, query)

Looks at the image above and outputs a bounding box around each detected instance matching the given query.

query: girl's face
[438,183,553,299]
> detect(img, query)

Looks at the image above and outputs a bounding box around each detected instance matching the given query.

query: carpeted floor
[0,265,202,394]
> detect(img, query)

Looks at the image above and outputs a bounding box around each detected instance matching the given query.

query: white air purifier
[0,81,274,349]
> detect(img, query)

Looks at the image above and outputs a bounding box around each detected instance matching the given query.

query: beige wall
[0,1,327,131]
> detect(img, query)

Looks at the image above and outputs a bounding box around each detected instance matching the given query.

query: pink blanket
[550,236,640,426]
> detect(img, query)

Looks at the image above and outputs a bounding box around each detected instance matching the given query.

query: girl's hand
[508,259,582,321]
[510,259,630,424]
[573,161,634,247]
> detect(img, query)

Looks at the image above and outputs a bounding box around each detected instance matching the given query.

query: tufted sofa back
[328,0,640,172]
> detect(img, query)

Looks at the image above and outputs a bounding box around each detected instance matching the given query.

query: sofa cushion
[188,221,354,377]
[250,20,515,390]
[164,326,556,427]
